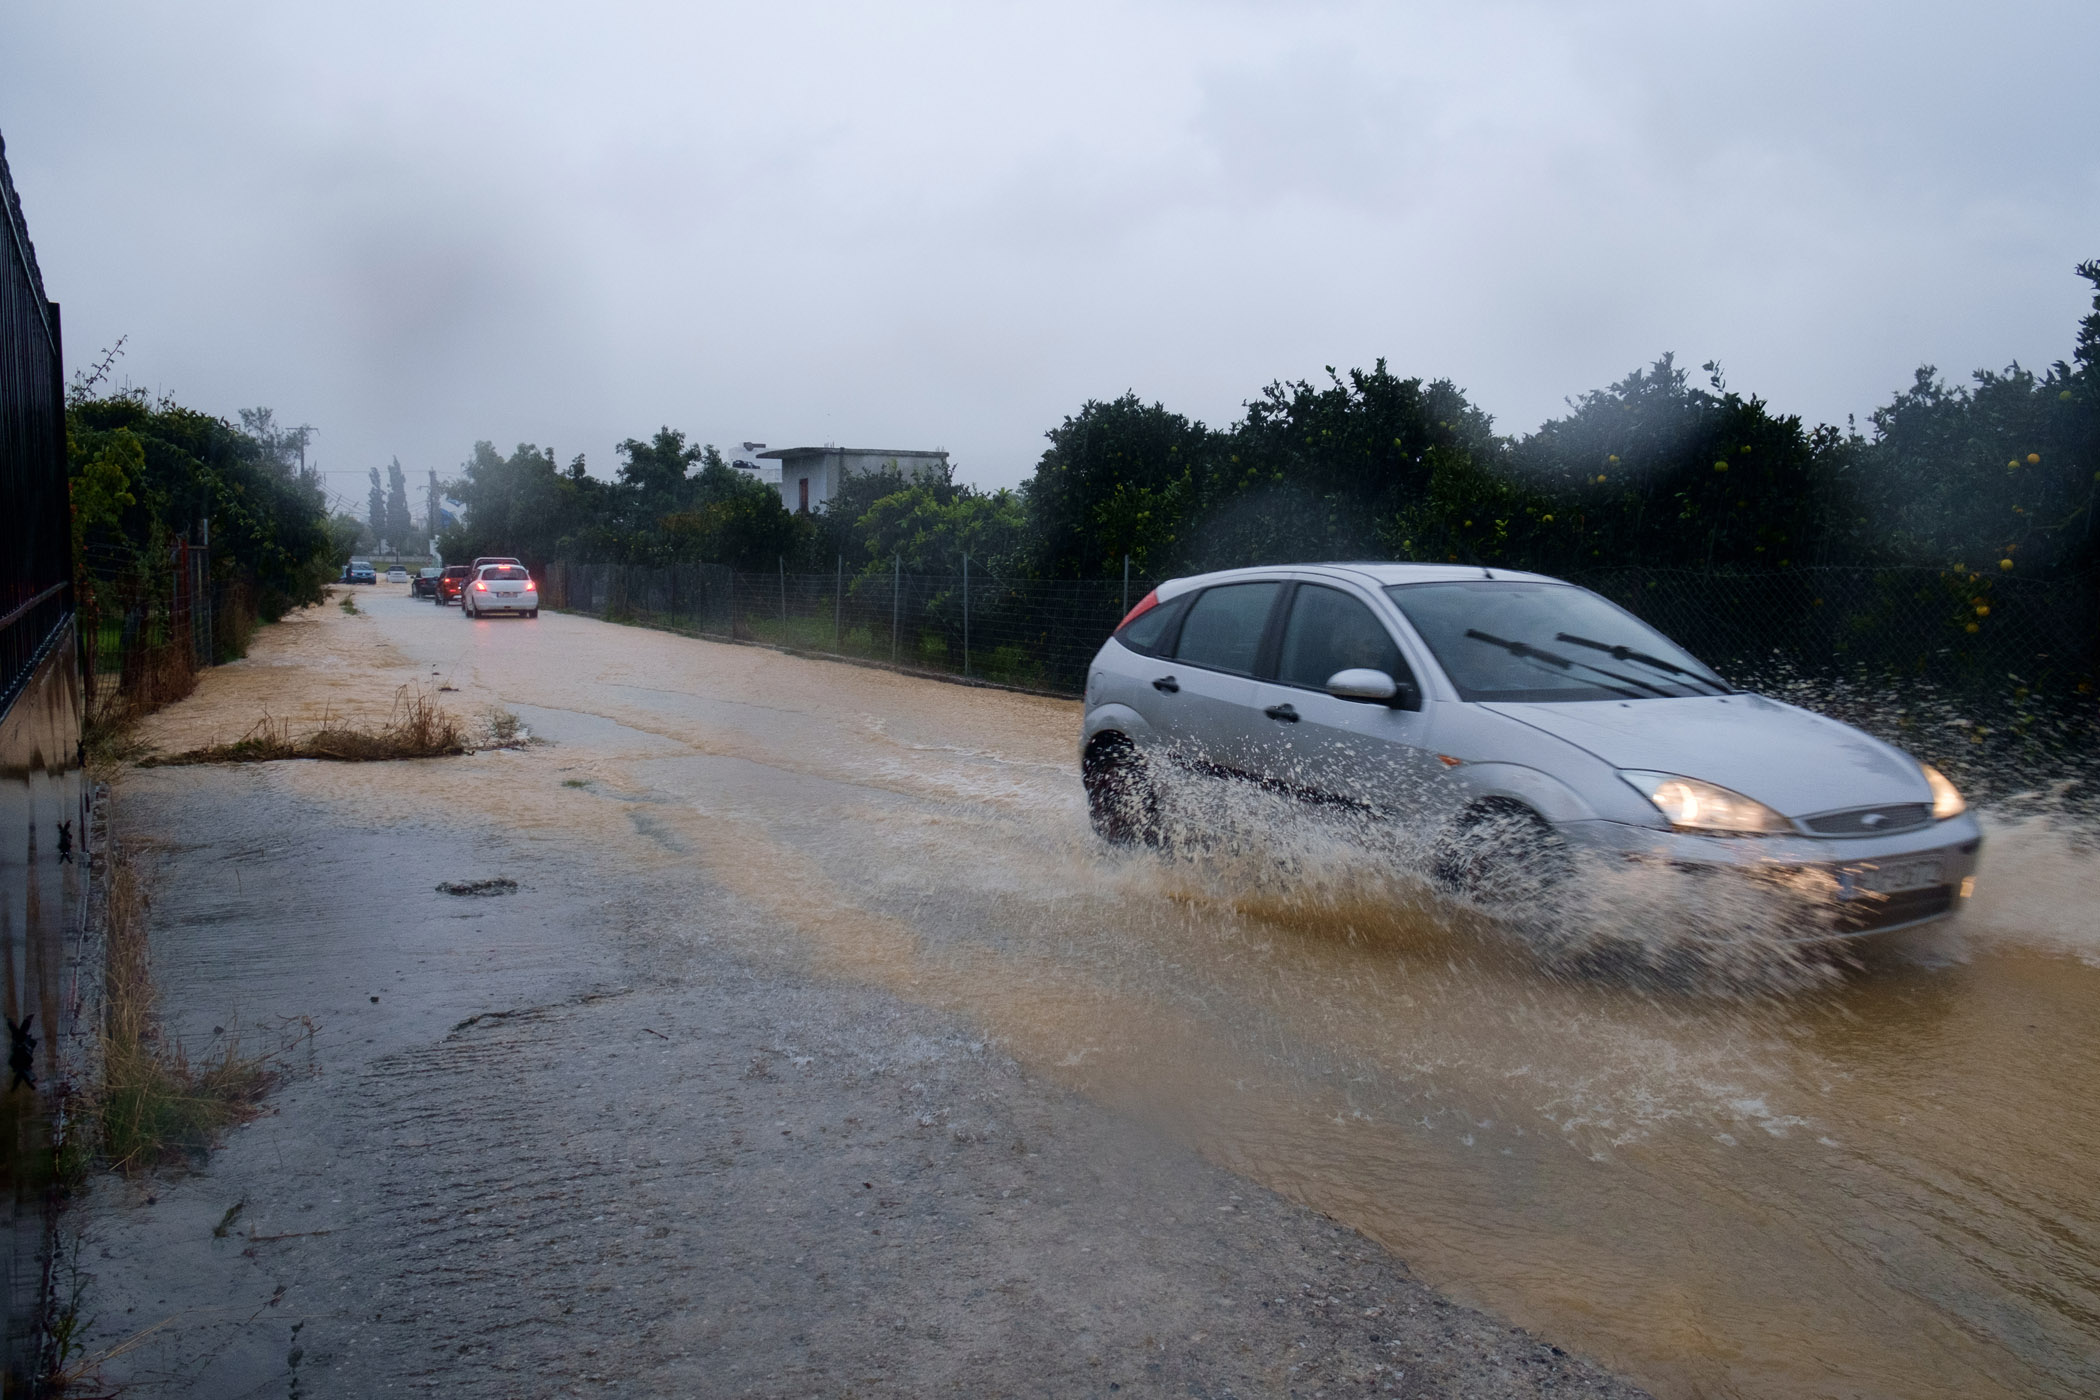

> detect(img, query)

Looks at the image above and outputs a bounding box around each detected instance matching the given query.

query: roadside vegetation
[140,688,474,766]
[436,264,2099,596]
[81,828,277,1177]
[66,348,339,733]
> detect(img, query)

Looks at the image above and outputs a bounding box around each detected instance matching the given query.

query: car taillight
[522,578,534,590]
[474,581,487,590]
[1116,589,1159,631]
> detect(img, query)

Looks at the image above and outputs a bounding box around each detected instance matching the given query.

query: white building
[757,445,949,514]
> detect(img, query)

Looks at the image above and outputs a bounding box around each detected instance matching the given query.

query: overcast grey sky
[5,1,2096,507]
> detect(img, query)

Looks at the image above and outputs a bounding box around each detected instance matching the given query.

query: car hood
[1480,694,1930,817]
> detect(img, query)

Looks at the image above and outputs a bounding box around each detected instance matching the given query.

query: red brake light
[474,581,488,590]
[522,577,534,590]
[1116,589,1159,631]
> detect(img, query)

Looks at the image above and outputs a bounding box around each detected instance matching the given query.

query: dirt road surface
[71,592,1649,1398]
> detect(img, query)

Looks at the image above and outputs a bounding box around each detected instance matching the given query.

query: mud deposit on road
[90,590,2100,1397]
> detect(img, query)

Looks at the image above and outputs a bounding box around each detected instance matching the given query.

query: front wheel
[1084,737,1164,847]
[1432,802,1572,908]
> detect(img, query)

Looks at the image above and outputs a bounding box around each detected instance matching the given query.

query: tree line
[438,264,2100,599]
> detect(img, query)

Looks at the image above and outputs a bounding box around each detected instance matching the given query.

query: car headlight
[1921,763,1965,819]
[1619,770,1790,835]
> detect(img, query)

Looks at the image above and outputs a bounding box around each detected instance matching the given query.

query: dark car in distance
[412,567,442,599]
[435,565,473,606]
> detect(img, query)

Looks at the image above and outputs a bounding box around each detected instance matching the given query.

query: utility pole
[891,554,901,664]
[834,554,843,652]
[962,553,971,678]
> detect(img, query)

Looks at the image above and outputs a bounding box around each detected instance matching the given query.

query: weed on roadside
[486,707,524,746]
[141,687,471,765]
[96,837,278,1174]
[337,591,358,615]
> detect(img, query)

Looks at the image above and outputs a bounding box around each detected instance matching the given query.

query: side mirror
[1327,668,1397,701]
[1326,668,1422,711]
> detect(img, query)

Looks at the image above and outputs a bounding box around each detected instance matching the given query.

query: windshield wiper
[1553,634,1730,694]
[1463,629,1654,699]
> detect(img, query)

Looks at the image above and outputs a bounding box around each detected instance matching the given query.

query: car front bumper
[1556,812,1984,938]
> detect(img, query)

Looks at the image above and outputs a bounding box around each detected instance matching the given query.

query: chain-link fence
[542,561,1151,694]
[543,557,2100,806]
[1569,565,2097,696]
[545,559,2096,698]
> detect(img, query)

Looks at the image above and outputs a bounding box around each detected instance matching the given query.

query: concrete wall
[771,450,947,515]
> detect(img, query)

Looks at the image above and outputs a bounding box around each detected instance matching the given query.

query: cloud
[3,0,2096,492]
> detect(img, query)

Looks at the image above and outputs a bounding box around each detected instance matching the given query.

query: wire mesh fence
[542,560,1150,694]
[1568,564,2097,696]
[546,559,2097,701]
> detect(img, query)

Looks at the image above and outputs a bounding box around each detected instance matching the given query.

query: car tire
[527,608,538,618]
[1084,735,1164,847]
[1432,801,1572,908]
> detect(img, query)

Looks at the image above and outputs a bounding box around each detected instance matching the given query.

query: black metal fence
[0,127,85,1393]
[77,535,237,720]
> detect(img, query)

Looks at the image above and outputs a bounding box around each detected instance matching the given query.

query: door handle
[1264,703,1300,723]
[1152,676,1180,693]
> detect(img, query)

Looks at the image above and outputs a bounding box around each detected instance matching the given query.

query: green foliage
[67,391,334,620]
[451,263,2097,615]
[1026,393,1215,578]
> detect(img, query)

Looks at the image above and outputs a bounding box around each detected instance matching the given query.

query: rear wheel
[527,608,538,618]
[1084,736,1164,846]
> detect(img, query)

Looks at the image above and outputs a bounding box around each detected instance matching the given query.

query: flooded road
[142,589,2100,1399]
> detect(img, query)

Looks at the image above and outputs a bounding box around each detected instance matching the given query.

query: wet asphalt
[67,595,1646,1399]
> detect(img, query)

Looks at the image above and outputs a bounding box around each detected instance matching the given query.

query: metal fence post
[962,552,970,678]
[198,516,213,666]
[891,554,901,664]
[1121,553,1129,621]
[778,556,787,633]
[834,553,843,652]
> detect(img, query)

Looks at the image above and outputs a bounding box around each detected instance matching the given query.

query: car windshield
[483,566,529,581]
[1384,581,1729,702]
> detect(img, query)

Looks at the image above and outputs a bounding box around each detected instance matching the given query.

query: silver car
[1080,564,1982,939]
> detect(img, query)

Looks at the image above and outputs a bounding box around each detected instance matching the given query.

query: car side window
[1172,582,1282,675]
[1276,585,1410,692]
[1117,593,1191,656]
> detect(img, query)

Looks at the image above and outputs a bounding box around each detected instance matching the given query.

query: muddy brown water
[139,589,2100,1399]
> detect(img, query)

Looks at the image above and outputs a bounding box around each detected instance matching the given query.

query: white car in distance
[463,564,539,619]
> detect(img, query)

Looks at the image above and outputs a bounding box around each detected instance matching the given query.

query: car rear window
[444,567,470,577]
[483,566,529,581]
[1173,582,1281,675]
[1116,592,1191,656]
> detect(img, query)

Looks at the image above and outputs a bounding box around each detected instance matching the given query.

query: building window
[798,477,810,512]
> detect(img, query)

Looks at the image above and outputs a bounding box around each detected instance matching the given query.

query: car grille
[1834,884,1955,932]
[1803,803,1931,836]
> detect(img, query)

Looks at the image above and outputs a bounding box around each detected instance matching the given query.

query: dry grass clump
[95,838,276,1174]
[143,686,471,766]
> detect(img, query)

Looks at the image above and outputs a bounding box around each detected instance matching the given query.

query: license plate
[1846,858,1942,897]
